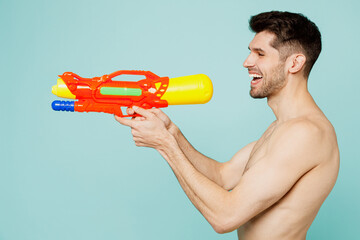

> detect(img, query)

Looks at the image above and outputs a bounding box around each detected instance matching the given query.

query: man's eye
[258,53,264,56]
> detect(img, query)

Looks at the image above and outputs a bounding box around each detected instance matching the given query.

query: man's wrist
[168,122,180,138]
[157,131,179,157]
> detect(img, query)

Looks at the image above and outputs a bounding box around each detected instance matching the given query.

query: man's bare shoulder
[269,113,339,166]
[281,113,337,148]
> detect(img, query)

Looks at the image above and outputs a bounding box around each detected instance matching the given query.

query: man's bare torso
[237,112,339,240]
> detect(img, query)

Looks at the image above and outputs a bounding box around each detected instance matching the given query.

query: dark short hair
[249,11,321,77]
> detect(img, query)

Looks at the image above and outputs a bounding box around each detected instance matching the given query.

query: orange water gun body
[52,70,213,117]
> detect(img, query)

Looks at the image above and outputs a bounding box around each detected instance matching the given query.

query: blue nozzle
[52,100,75,112]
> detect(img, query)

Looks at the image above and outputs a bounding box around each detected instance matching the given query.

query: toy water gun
[51,70,213,117]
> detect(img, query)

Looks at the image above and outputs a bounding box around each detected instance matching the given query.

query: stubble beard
[250,62,286,99]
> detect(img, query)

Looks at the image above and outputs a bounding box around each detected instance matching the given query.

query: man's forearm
[157,136,236,233]
[168,123,224,187]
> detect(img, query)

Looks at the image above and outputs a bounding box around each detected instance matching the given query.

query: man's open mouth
[249,73,263,86]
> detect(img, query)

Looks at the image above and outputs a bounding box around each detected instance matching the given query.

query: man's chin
[250,90,267,99]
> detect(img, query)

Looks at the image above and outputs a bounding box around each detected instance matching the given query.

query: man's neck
[267,76,319,123]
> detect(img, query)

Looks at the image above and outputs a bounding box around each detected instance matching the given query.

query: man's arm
[168,120,256,190]
[116,107,322,233]
[126,108,255,190]
[166,122,225,187]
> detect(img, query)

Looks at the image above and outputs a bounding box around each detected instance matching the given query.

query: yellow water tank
[158,74,213,105]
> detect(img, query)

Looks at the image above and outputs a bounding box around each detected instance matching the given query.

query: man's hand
[127,107,174,128]
[115,106,174,150]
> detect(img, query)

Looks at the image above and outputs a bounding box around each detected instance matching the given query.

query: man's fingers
[134,116,146,121]
[148,108,171,126]
[115,115,134,127]
[132,106,154,118]
[148,108,163,117]
[127,107,135,115]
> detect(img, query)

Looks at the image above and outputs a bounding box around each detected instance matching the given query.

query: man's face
[243,31,286,99]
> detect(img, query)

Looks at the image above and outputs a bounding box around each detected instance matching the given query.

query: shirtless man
[116,11,340,240]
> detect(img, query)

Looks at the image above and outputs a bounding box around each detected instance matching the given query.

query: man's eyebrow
[248,47,265,52]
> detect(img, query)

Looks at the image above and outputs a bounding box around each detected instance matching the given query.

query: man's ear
[287,54,306,74]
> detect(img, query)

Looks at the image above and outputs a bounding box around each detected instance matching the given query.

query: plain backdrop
[1,0,359,239]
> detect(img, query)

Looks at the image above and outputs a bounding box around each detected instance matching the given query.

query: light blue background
[1,0,359,239]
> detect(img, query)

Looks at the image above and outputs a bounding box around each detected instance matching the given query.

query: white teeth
[249,73,262,78]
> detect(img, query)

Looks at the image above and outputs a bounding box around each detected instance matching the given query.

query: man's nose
[243,54,255,68]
